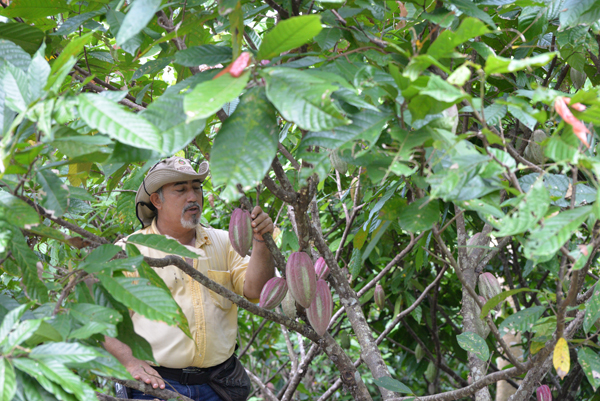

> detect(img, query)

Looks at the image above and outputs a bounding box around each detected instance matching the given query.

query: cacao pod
[286,252,317,308]
[478,272,501,300]
[259,277,288,310]
[374,283,385,309]
[229,208,253,257]
[306,279,333,336]
[468,375,472,385]
[467,232,480,256]
[339,330,351,349]
[570,68,586,90]
[415,344,424,363]
[424,361,435,382]
[523,130,547,165]
[281,291,297,319]
[536,384,552,401]
[329,150,348,174]
[314,257,329,280]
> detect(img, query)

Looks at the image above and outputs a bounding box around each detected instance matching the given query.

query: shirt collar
[149,218,211,248]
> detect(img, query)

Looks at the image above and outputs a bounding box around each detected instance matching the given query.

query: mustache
[183,202,201,213]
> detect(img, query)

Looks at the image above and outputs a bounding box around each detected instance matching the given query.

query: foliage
[1,0,600,400]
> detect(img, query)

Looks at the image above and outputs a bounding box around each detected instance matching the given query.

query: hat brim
[135,161,208,226]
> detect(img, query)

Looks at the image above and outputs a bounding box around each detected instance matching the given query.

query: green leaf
[450,0,497,28]
[480,288,538,319]
[485,52,558,75]
[0,304,29,345]
[12,358,78,401]
[349,248,362,278]
[578,347,600,391]
[46,33,93,92]
[583,282,600,333]
[427,17,490,59]
[28,48,51,102]
[116,0,162,46]
[420,75,467,103]
[495,179,550,237]
[263,67,350,131]
[373,376,413,394]
[30,342,104,365]
[457,331,489,361]
[36,169,69,218]
[0,0,70,18]
[559,0,596,28]
[127,233,204,259]
[361,220,391,262]
[0,22,44,55]
[131,57,173,81]
[211,87,278,200]
[0,190,38,228]
[183,71,250,121]
[525,206,592,261]
[257,15,322,60]
[2,319,42,352]
[78,93,162,153]
[0,357,16,401]
[229,1,243,59]
[96,273,189,333]
[53,10,105,36]
[0,39,31,71]
[498,305,546,335]
[174,45,232,67]
[398,198,440,233]
[9,230,48,303]
[68,303,123,339]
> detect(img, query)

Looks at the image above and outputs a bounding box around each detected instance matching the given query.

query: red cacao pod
[314,257,329,280]
[286,252,317,308]
[374,283,385,309]
[478,272,501,301]
[306,279,333,336]
[229,208,253,257]
[536,385,552,401]
[259,277,287,310]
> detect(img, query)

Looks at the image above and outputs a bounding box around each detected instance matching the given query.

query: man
[104,157,275,400]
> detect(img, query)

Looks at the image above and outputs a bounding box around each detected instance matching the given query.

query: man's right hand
[125,358,165,390]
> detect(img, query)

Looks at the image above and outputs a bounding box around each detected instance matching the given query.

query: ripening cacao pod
[229,208,253,257]
[570,68,586,90]
[259,277,288,310]
[415,344,424,363]
[306,279,333,336]
[340,331,351,349]
[523,130,547,165]
[281,291,297,319]
[374,283,385,309]
[467,233,480,256]
[478,272,501,300]
[314,257,329,280]
[425,361,435,382]
[536,384,552,401]
[286,252,317,308]
[329,150,348,174]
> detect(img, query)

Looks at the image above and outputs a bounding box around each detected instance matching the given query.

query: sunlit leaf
[257,15,322,60]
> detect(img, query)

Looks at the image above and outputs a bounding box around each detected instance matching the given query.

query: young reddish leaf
[554,96,590,148]
[213,52,251,79]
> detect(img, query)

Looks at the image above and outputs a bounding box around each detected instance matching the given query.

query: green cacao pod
[281,291,297,319]
[228,208,253,257]
[259,277,288,310]
[570,68,586,90]
[425,361,435,382]
[415,344,424,363]
[340,331,351,349]
[286,252,317,308]
[306,279,333,336]
[374,283,385,309]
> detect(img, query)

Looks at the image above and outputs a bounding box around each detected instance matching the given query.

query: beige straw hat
[135,157,209,227]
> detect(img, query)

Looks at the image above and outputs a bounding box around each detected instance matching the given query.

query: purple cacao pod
[536,385,552,401]
[314,257,329,280]
[306,279,333,336]
[478,272,501,300]
[286,252,317,308]
[259,277,288,310]
[229,208,253,257]
[374,283,385,309]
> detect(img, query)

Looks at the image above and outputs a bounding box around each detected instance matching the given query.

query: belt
[154,366,213,385]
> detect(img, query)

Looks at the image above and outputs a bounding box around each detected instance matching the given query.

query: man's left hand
[250,206,274,241]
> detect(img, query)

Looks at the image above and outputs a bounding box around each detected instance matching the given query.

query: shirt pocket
[206,270,233,311]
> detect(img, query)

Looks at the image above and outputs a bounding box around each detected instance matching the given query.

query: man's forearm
[244,241,275,299]
[103,336,136,366]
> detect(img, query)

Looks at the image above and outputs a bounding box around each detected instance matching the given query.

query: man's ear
[150,192,162,211]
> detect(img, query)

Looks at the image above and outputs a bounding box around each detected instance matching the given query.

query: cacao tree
[1,1,600,401]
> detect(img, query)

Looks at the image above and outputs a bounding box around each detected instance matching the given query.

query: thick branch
[110,378,193,401]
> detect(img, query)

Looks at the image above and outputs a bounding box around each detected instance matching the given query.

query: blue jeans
[130,377,223,401]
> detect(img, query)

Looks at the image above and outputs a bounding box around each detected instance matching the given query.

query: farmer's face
[153,180,203,230]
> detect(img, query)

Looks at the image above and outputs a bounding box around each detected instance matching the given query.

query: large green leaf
[116,0,162,46]
[495,179,550,237]
[127,233,205,259]
[398,198,440,233]
[36,169,69,218]
[27,49,51,102]
[0,304,29,345]
[0,357,16,401]
[427,17,490,59]
[132,57,173,81]
[174,45,233,67]
[578,347,600,391]
[0,190,38,228]
[9,230,48,303]
[53,10,105,36]
[68,303,123,339]
[583,282,600,333]
[559,0,596,28]
[12,358,78,401]
[263,68,350,131]
[373,377,413,394]
[257,15,322,60]
[498,305,546,335]
[30,342,104,365]
[525,206,592,261]
[1,319,42,352]
[0,0,70,18]
[457,331,489,361]
[0,39,31,71]
[211,87,278,200]
[183,71,250,121]
[96,273,189,333]
[485,52,558,75]
[480,288,538,319]
[45,33,92,92]
[0,22,44,55]
[78,93,162,152]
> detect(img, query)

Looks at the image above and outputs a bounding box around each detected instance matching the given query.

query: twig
[246,369,278,401]
[278,143,301,171]
[238,318,269,358]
